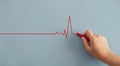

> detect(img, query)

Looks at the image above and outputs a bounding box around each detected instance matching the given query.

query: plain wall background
[0,0,120,66]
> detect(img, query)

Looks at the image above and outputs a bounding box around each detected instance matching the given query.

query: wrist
[99,51,113,64]
[100,51,120,66]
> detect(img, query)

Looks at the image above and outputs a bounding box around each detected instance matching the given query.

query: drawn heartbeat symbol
[0,16,79,38]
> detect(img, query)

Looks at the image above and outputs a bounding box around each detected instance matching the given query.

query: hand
[81,30,120,66]
[81,30,111,61]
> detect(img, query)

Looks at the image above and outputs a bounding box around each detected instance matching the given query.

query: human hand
[81,30,111,61]
[79,30,120,66]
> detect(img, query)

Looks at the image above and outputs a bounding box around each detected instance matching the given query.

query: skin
[81,30,120,66]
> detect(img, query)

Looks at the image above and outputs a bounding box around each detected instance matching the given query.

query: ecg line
[0,16,77,38]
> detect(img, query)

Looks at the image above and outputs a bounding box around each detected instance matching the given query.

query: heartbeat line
[0,16,79,38]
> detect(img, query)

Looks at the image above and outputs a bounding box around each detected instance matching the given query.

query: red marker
[76,32,90,41]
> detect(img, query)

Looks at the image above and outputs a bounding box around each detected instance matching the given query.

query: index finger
[84,30,94,40]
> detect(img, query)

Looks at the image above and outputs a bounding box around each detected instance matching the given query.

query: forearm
[100,52,120,66]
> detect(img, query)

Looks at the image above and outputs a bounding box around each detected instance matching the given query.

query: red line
[0,16,77,38]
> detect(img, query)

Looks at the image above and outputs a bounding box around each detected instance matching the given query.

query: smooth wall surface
[0,0,120,66]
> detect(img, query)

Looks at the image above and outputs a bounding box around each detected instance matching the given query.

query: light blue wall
[0,0,120,66]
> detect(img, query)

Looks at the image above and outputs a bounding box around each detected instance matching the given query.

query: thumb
[82,37,91,52]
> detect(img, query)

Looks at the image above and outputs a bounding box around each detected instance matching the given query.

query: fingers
[84,30,94,40]
[82,37,91,52]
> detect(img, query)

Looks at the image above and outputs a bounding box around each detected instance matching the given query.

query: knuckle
[103,37,107,40]
[91,38,98,44]
[101,36,107,40]
[86,29,91,34]
[87,29,90,32]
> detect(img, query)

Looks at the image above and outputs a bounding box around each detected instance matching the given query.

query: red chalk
[76,32,90,41]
